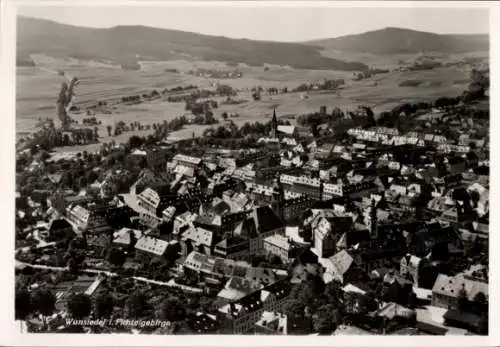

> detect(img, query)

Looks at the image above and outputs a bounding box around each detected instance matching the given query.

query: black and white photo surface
[2,1,497,344]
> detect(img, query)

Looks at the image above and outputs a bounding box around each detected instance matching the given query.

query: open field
[17,57,474,143]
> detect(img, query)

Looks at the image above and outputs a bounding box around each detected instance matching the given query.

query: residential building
[263,234,303,263]
[431,273,488,310]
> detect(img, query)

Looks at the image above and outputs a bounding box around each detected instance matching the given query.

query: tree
[128,136,144,149]
[67,293,92,319]
[15,287,33,320]
[312,304,341,334]
[359,293,378,313]
[323,280,344,308]
[32,288,56,317]
[268,254,283,266]
[107,248,126,269]
[457,285,469,312]
[156,297,186,322]
[125,290,149,318]
[93,292,114,319]
[472,292,488,317]
[65,237,86,273]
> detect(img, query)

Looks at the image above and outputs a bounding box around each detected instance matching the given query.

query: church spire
[270,108,278,138]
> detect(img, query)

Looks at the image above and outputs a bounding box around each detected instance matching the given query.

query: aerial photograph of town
[13,4,490,337]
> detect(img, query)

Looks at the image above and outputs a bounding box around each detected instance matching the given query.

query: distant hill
[307,27,489,55]
[17,16,367,71]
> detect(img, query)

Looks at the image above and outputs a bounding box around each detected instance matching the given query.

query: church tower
[369,198,378,239]
[271,176,285,222]
[270,108,278,139]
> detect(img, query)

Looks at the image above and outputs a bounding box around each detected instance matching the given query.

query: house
[263,234,303,263]
[217,280,291,334]
[217,276,263,304]
[66,204,112,234]
[213,236,249,260]
[278,125,297,137]
[218,291,264,334]
[172,154,202,168]
[312,217,336,258]
[134,235,169,259]
[431,273,488,310]
[322,249,363,284]
[181,226,214,256]
[306,210,353,258]
[280,175,322,200]
[112,228,142,249]
[54,274,104,311]
[238,206,285,255]
[254,311,287,335]
[377,302,416,331]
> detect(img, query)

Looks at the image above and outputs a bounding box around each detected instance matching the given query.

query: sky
[17,4,490,42]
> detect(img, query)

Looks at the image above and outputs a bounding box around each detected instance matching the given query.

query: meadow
[17,56,474,147]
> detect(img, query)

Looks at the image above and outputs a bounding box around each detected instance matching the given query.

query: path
[15,259,201,293]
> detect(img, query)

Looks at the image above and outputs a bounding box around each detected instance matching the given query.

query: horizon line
[17,15,489,43]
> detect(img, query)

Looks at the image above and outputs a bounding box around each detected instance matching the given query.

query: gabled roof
[432,273,488,300]
[113,228,142,245]
[278,125,296,135]
[182,226,214,248]
[251,206,284,234]
[135,236,169,256]
[324,250,354,277]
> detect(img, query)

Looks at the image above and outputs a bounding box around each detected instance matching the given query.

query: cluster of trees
[185,100,218,116]
[162,85,197,94]
[408,60,443,71]
[352,68,388,81]
[192,113,218,125]
[221,112,240,120]
[285,277,379,334]
[121,95,142,104]
[353,71,374,81]
[152,116,189,138]
[399,79,423,87]
[167,89,217,103]
[82,117,101,126]
[142,90,161,100]
[23,126,100,152]
[249,86,288,99]
[215,84,237,97]
[17,278,206,332]
[202,119,291,140]
[378,70,489,134]
[187,68,243,79]
[297,107,375,137]
[220,97,247,106]
[293,79,345,92]
[106,121,155,137]
[465,69,489,100]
